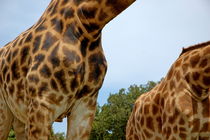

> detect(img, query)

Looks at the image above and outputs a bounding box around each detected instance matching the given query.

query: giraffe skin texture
[0,0,136,139]
[126,41,210,140]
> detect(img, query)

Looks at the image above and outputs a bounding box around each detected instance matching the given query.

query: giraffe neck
[37,0,136,40]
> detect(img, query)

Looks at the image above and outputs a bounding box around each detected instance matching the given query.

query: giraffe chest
[0,37,107,122]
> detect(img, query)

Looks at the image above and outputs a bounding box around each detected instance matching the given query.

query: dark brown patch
[203,76,210,86]
[98,9,108,21]
[89,38,100,51]
[168,110,178,124]
[20,46,30,64]
[32,54,45,71]
[173,126,178,133]
[64,23,82,44]
[54,70,68,94]
[70,63,85,91]
[62,48,81,67]
[191,119,200,132]
[179,132,187,139]
[6,51,11,63]
[146,116,154,131]
[61,0,70,5]
[33,35,42,53]
[9,84,15,95]
[143,104,150,114]
[106,0,130,14]
[73,0,85,6]
[28,74,40,84]
[50,78,59,91]
[190,54,200,68]
[22,66,29,76]
[25,33,33,43]
[70,78,79,92]
[11,60,20,80]
[31,128,41,138]
[182,64,189,74]
[164,127,172,139]
[201,122,210,132]
[185,73,190,83]
[153,93,160,104]
[2,65,8,81]
[78,6,97,19]
[202,99,210,117]
[16,80,24,102]
[6,73,10,83]
[83,23,100,33]
[42,32,57,51]
[48,45,60,68]
[39,64,52,78]
[35,24,47,33]
[80,37,89,57]
[204,67,210,73]
[29,86,37,96]
[51,18,64,33]
[179,118,185,125]
[134,134,139,140]
[199,58,208,68]
[152,105,158,115]
[60,7,75,19]
[12,49,19,58]
[38,82,48,97]
[47,93,62,105]
[76,85,93,99]
[88,53,107,83]
[192,72,200,81]
[192,84,204,97]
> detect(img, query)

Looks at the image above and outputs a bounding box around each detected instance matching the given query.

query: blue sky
[0,0,210,133]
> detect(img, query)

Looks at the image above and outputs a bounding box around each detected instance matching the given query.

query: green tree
[90,81,157,140]
[8,129,15,140]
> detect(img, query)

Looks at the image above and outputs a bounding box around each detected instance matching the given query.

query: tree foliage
[89,81,157,140]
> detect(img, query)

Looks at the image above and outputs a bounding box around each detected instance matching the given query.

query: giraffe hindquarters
[0,94,14,140]
[66,97,97,140]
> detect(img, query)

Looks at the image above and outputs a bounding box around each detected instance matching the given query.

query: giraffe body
[0,0,135,139]
[126,41,210,140]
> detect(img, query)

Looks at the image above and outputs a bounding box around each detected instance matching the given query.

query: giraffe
[126,41,210,140]
[0,0,136,139]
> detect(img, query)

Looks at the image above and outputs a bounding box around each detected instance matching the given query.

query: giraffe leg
[0,94,14,140]
[27,99,52,140]
[13,117,27,140]
[66,97,97,140]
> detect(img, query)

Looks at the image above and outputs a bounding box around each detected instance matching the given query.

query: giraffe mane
[180,40,210,56]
